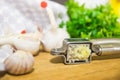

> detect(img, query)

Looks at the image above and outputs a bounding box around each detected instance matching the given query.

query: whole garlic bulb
[0,32,42,55]
[42,28,69,52]
[4,50,34,75]
[41,6,70,52]
[13,35,41,55]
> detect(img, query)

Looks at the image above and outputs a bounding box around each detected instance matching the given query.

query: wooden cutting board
[0,52,120,80]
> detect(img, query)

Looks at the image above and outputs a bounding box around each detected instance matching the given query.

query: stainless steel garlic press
[51,38,92,64]
[51,38,120,64]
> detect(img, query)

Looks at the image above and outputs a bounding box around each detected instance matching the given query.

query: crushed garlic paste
[67,44,91,61]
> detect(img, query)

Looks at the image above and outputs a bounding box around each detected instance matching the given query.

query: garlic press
[51,38,120,64]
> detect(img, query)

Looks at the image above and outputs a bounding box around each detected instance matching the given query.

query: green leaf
[60,0,120,39]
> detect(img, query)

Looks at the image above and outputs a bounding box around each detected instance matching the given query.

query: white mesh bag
[0,0,68,36]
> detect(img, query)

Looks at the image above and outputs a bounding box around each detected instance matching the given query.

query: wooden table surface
[0,51,120,80]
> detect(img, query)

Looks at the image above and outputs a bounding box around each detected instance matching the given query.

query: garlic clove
[9,55,21,74]
[4,53,21,75]
[18,52,27,74]
[16,51,34,75]
[25,52,34,74]
[15,54,24,75]
[25,57,31,73]
[25,53,34,72]
[4,50,34,75]
[22,52,32,73]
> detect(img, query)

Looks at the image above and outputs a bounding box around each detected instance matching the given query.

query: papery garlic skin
[4,50,34,75]
[0,44,14,63]
[42,28,70,52]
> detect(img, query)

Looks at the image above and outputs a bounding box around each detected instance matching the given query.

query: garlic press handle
[91,38,120,44]
[91,38,120,56]
[92,44,120,56]
[51,48,65,55]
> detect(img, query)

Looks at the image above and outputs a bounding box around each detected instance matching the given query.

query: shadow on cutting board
[0,68,34,78]
[50,56,64,64]
[92,53,120,61]
[0,71,6,78]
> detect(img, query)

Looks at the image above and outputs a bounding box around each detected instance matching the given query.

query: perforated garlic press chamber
[51,38,92,64]
[51,38,120,64]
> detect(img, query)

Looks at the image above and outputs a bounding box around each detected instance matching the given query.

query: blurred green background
[55,0,120,39]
